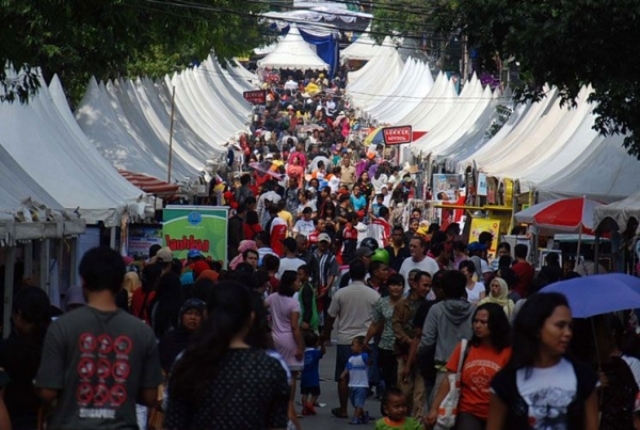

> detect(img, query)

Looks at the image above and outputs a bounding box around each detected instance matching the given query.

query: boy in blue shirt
[340,336,370,425]
[301,331,325,416]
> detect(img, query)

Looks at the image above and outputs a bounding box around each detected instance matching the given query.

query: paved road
[296,343,381,430]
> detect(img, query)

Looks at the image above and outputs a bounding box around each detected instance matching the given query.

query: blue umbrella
[540,273,640,318]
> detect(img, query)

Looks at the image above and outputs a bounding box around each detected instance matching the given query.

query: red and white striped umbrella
[514,197,603,234]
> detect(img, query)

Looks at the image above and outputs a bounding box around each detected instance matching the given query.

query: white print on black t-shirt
[516,358,577,430]
[75,332,133,418]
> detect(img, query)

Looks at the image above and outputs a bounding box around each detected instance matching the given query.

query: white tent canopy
[443,84,640,202]
[347,41,404,109]
[594,192,640,232]
[341,26,377,61]
[364,59,434,123]
[77,55,252,182]
[0,73,151,227]
[258,25,329,71]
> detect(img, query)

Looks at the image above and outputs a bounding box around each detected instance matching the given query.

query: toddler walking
[300,331,325,415]
[340,336,370,425]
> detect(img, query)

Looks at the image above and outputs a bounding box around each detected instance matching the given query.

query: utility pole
[461,34,470,84]
[167,85,176,183]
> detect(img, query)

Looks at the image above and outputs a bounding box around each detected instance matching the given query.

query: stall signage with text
[243,90,267,105]
[382,126,413,145]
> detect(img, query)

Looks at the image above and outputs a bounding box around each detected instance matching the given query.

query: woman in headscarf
[479,277,515,318]
[122,271,141,309]
[229,240,258,270]
[158,298,206,373]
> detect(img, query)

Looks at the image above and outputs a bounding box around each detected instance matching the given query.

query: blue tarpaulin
[276,24,339,78]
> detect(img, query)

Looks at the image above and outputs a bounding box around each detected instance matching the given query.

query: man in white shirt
[284,76,298,92]
[323,259,380,419]
[293,207,316,238]
[399,236,440,294]
[276,238,306,279]
[324,95,336,117]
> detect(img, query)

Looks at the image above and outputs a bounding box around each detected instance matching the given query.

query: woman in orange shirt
[426,303,512,430]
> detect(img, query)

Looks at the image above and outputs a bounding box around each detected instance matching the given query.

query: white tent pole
[3,246,16,338]
[576,223,583,265]
[69,237,78,288]
[576,195,585,264]
[39,239,50,295]
[24,242,33,278]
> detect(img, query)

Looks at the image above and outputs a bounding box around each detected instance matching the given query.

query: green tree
[371,0,459,70]
[428,0,640,158]
[0,0,272,105]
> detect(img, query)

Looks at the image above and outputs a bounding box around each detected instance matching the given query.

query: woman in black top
[164,282,289,430]
[488,293,598,430]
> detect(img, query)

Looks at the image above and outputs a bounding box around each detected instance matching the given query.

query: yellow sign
[470,218,501,260]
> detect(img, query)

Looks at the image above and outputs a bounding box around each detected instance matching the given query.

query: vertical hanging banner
[382,125,413,145]
[162,206,229,265]
[477,173,488,196]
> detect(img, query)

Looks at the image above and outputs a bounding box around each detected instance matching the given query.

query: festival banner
[162,206,229,265]
[469,218,501,260]
[382,125,413,145]
[243,90,267,105]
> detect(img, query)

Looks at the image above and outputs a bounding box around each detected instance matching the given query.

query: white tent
[258,25,329,71]
[347,41,404,109]
[77,54,254,182]
[449,84,640,202]
[594,192,640,231]
[341,27,378,61]
[0,74,151,227]
[365,59,434,123]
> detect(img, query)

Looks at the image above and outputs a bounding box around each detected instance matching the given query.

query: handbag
[437,339,468,429]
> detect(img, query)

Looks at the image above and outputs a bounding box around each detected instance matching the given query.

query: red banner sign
[243,90,267,105]
[382,126,413,145]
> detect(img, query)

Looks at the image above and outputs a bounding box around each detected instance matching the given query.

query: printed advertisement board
[127,225,163,260]
[162,206,229,265]
[382,126,412,145]
[243,90,267,105]
[469,218,501,261]
[433,174,463,201]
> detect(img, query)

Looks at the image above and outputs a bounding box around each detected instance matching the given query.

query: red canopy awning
[119,171,181,196]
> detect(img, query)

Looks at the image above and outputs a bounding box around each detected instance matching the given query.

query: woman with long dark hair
[0,286,50,430]
[164,282,289,429]
[150,272,184,338]
[426,303,511,429]
[487,293,599,430]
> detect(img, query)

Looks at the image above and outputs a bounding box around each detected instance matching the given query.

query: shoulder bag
[437,339,468,428]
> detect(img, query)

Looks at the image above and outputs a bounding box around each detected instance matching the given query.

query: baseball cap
[188,249,203,259]
[467,242,487,253]
[318,233,331,243]
[155,247,173,263]
[355,247,374,258]
[281,237,298,253]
